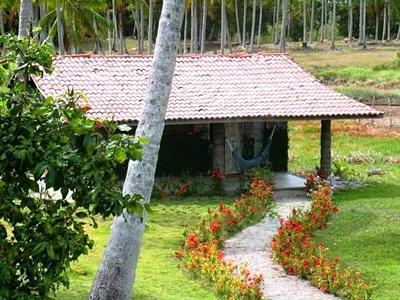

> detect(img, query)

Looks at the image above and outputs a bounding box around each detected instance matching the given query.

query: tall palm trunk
[324,0,328,38]
[200,0,207,53]
[112,0,119,52]
[375,10,379,41]
[309,0,315,43]
[56,0,65,55]
[0,10,5,35]
[396,23,400,40]
[89,0,185,298]
[183,6,188,53]
[18,0,33,37]
[348,0,353,39]
[302,0,307,47]
[191,0,197,53]
[242,0,247,46]
[119,11,127,53]
[234,0,242,45]
[107,10,113,54]
[387,1,391,41]
[279,0,288,52]
[382,0,387,42]
[221,0,225,54]
[275,0,281,44]
[362,0,366,49]
[330,0,336,50]
[358,0,363,44]
[272,5,276,43]
[319,0,325,42]
[224,7,232,52]
[140,1,144,52]
[148,0,153,54]
[250,0,257,51]
[257,0,263,48]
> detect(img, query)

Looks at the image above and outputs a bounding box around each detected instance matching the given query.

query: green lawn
[55,198,227,300]
[290,121,400,300]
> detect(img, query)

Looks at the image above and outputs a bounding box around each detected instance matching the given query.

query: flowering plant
[176,178,274,299]
[272,184,372,299]
[305,173,330,195]
[210,168,225,196]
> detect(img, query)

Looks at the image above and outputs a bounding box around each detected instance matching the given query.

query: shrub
[0,35,145,298]
[176,178,274,299]
[272,184,372,299]
[210,168,225,196]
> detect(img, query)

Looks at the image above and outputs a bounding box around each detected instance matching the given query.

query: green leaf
[47,244,55,259]
[114,147,127,163]
[32,242,47,256]
[118,124,132,132]
[83,135,96,156]
[0,224,7,239]
[144,203,154,214]
[75,211,88,218]
[33,162,47,180]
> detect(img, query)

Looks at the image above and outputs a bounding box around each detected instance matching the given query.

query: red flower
[175,249,184,259]
[81,103,91,113]
[186,233,199,249]
[209,221,221,233]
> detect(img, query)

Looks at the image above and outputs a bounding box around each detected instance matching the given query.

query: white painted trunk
[234,0,242,45]
[250,0,257,51]
[200,0,207,53]
[382,1,387,42]
[279,0,288,53]
[89,0,184,298]
[18,0,33,38]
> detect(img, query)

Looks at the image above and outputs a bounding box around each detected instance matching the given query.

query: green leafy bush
[0,35,145,298]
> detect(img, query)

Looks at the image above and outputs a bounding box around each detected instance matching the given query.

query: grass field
[289,121,400,300]
[55,198,226,300]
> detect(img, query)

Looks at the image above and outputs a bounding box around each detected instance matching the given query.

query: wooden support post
[320,119,331,178]
[224,122,241,175]
[212,123,225,173]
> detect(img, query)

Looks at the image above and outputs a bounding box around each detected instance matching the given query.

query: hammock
[226,126,276,172]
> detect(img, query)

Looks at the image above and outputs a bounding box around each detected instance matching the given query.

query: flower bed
[176,179,274,299]
[272,181,372,299]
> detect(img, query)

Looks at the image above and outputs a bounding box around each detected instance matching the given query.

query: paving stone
[223,193,338,300]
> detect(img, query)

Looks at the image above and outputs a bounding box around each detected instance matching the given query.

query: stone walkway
[224,190,338,300]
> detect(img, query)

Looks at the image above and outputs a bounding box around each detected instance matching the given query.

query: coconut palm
[18,0,33,37]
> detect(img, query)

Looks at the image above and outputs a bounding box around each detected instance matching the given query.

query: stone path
[224,190,338,300]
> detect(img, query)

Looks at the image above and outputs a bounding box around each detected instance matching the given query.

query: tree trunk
[89,0,184,298]
[362,0,367,49]
[257,0,263,48]
[119,11,127,54]
[375,10,379,41]
[183,6,188,53]
[279,0,288,52]
[56,0,65,55]
[302,0,307,47]
[92,17,103,54]
[330,0,336,50]
[382,1,387,42]
[319,0,324,42]
[18,0,33,37]
[347,0,352,39]
[0,10,5,35]
[140,1,144,52]
[275,0,281,44]
[191,0,198,53]
[309,0,315,43]
[148,0,153,54]
[107,10,113,54]
[250,0,257,51]
[234,0,242,45]
[112,0,119,52]
[396,23,400,40]
[358,0,362,44]
[200,0,207,53]
[221,0,225,54]
[242,0,247,46]
[224,7,232,52]
[320,120,331,178]
[387,1,391,41]
[272,6,276,43]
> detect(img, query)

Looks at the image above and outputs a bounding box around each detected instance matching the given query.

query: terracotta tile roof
[33,53,383,123]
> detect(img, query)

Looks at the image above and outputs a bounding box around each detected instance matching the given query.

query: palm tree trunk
[107,10,113,54]
[191,0,198,53]
[194,0,198,52]
[319,0,324,42]
[224,7,232,52]
[358,0,363,44]
[382,1,387,42]
[302,0,307,47]
[309,0,315,43]
[18,0,33,37]
[242,0,247,46]
[257,0,263,48]
[183,6,188,53]
[112,0,119,52]
[92,17,103,54]
[148,0,153,54]
[234,0,242,45]
[89,0,184,297]
[324,0,328,38]
[119,11,127,53]
[396,23,400,40]
[250,0,257,51]
[362,0,366,49]
[0,10,5,35]
[272,6,276,43]
[375,10,379,41]
[140,1,144,52]
[200,0,207,53]
[279,0,288,52]
[275,0,281,44]
[56,0,65,55]
[387,1,391,41]
[330,0,336,50]
[221,0,225,54]
[347,0,353,39]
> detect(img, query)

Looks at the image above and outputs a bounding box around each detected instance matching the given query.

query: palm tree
[257,0,263,47]
[330,0,336,50]
[18,0,33,37]
[250,0,257,51]
[221,0,225,53]
[382,0,387,41]
[302,0,307,48]
[243,0,247,46]
[234,0,242,44]
[309,0,315,43]
[90,0,185,297]
[348,0,353,39]
[279,0,288,52]
[148,0,153,54]
[319,0,325,42]
[200,0,207,53]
